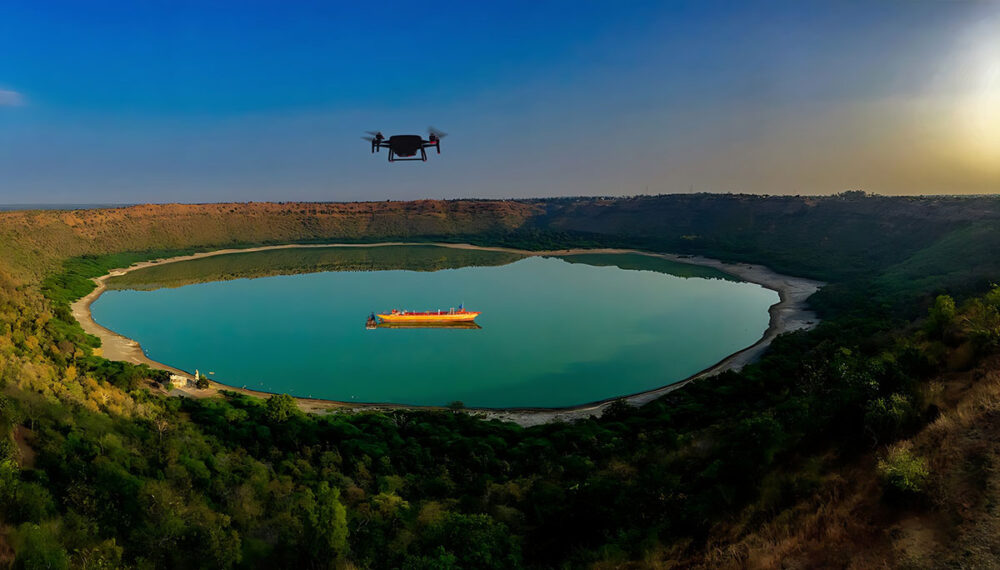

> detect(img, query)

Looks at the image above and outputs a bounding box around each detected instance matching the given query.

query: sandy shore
[69,242,825,425]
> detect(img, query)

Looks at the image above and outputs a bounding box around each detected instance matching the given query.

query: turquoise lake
[90,246,779,408]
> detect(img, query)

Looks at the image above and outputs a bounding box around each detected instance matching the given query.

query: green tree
[312,482,349,559]
[402,547,459,570]
[964,297,1000,349]
[925,294,956,339]
[265,393,298,423]
[983,284,1000,309]
[13,523,69,570]
[418,513,521,569]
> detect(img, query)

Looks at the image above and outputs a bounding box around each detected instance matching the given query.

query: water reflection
[107,245,525,291]
[371,322,482,330]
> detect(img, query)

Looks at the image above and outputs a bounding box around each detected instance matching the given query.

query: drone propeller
[428,127,446,154]
[364,131,384,153]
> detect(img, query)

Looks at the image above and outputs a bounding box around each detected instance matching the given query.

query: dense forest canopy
[1,193,1000,568]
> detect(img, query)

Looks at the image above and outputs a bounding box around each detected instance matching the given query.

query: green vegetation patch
[42,250,202,306]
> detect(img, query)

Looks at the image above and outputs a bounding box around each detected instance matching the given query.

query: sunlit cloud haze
[0,1,998,203]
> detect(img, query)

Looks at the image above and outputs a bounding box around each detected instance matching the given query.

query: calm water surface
[91,246,778,407]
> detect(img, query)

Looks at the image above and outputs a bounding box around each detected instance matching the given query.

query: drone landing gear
[388,149,428,162]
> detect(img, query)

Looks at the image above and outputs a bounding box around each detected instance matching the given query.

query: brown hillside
[0,200,539,279]
[665,353,1000,569]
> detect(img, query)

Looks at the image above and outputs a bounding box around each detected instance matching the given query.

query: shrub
[877,443,929,495]
[601,398,633,421]
[865,393,917,442]
[963,298,1000,349]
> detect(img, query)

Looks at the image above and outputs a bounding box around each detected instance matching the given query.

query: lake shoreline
[69,242,825,426]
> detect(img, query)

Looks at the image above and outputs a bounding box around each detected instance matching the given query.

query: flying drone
[363,128,447,162]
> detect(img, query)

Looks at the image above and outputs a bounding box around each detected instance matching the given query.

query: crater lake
[89,245,779,408]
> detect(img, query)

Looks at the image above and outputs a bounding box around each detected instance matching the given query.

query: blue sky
[1,1,998,203]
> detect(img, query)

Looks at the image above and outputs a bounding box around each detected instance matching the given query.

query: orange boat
[376,321,481,330]
[376,306,480,324]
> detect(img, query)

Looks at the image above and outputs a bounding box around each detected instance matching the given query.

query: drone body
[364,128,446,162]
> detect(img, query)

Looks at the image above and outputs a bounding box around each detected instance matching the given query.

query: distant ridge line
[0,203,133,211]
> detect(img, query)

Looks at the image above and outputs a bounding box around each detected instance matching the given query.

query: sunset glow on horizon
[956,12,1000,174]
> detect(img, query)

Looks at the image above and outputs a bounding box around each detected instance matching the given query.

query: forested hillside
[1,193,1000,568]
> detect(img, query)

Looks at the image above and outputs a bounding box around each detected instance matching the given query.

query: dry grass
[632,354,1000,570]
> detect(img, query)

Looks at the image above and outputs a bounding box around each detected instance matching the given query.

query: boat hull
[376,322,482,330]
[376,312,480,324]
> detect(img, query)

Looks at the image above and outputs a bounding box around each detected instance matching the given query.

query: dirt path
[69,242,825,425]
